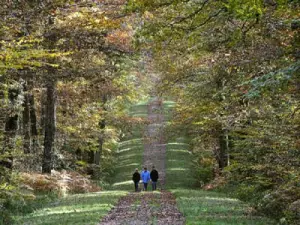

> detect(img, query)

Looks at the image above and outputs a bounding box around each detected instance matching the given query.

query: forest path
[100,98,185,225]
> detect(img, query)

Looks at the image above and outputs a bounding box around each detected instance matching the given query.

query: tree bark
[94,95,107,166]
[1,87,20,170]
[218,129,229,170]
[40,89,46,135]
[42,80,56,173]
[23,87,31,154]
[29,93,38,152]
[88,150,95,164]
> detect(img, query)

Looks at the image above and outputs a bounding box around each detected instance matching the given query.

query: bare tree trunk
[42,80,56,174]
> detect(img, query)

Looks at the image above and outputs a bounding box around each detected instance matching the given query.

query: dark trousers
[143,182,148,191]
[134,182,139,192]
[152,181,157,191]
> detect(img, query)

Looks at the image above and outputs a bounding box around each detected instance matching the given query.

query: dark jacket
[132,172,140,183]
[150,169,159,182]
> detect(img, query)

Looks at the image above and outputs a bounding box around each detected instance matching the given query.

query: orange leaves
[106,29,133,51]
[21,171,101,195]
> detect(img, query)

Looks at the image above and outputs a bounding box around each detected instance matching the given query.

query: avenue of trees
[0,0,299,224]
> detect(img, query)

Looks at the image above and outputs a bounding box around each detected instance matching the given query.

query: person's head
[144,167,147,171]
[135,168,139,172]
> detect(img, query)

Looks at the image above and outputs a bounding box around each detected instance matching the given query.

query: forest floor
[15,99,275,225]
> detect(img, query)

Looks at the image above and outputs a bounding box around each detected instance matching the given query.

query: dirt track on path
[143,97,166,188]
[99,191,184,225]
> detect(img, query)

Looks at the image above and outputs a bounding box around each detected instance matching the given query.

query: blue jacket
[141,170,150,183]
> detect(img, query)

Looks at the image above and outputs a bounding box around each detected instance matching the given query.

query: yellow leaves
[144,11,154,19]
[67,11,84,19]
[57,7,121,32]
[0,38,72,74]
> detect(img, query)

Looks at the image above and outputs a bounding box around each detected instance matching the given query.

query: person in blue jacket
[141,167,150,191]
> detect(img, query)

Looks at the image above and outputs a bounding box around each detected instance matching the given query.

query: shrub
[192,152,215,186]
[21,170,101,196]
[258,180,300,224]
[0,173,35,225]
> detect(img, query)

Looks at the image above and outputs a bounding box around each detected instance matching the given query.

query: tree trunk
[0,84,6,149]
[88,150,95,164]
[40,89,46,135]
[218,129,229,170]
[92,95,107,179]
[29,94,38,152]
[94,95,107,166]
[1,87,20,171]
[94,130,104,165]
[42,80,56,174]
[23,87,31,154]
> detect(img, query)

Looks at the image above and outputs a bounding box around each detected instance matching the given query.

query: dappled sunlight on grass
[116,162,140,169]
[15,191,127,225]
[111,103,147,191]
[118,146,142,153]
[171,189,275,225]
[167,142,190,147]
[119,153,142,160]
[112,180,133,187]
[169,168,189,171]
[166,138,197,189]
[31,204,111,216]
[167,149,191,154]
[119,138,143,147]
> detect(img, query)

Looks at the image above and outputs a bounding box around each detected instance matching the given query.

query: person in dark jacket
[132,168,141,192]
[150,166,159,191]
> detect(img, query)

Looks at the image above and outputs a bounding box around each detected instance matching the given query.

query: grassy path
[100,97,185,224]
[109,99,275,225]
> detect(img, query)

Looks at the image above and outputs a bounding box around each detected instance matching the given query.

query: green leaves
[244,61,300,98]
[224,0,263,20]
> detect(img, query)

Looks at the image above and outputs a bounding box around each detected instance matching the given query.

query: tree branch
[171,0,210,25]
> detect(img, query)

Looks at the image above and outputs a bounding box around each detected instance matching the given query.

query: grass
[111,103,148,191]
[172,189,275,225]
[165,140,197,189]
[14,191,127,225]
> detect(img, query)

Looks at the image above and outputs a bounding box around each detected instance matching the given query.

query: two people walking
[132,166,159,192]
